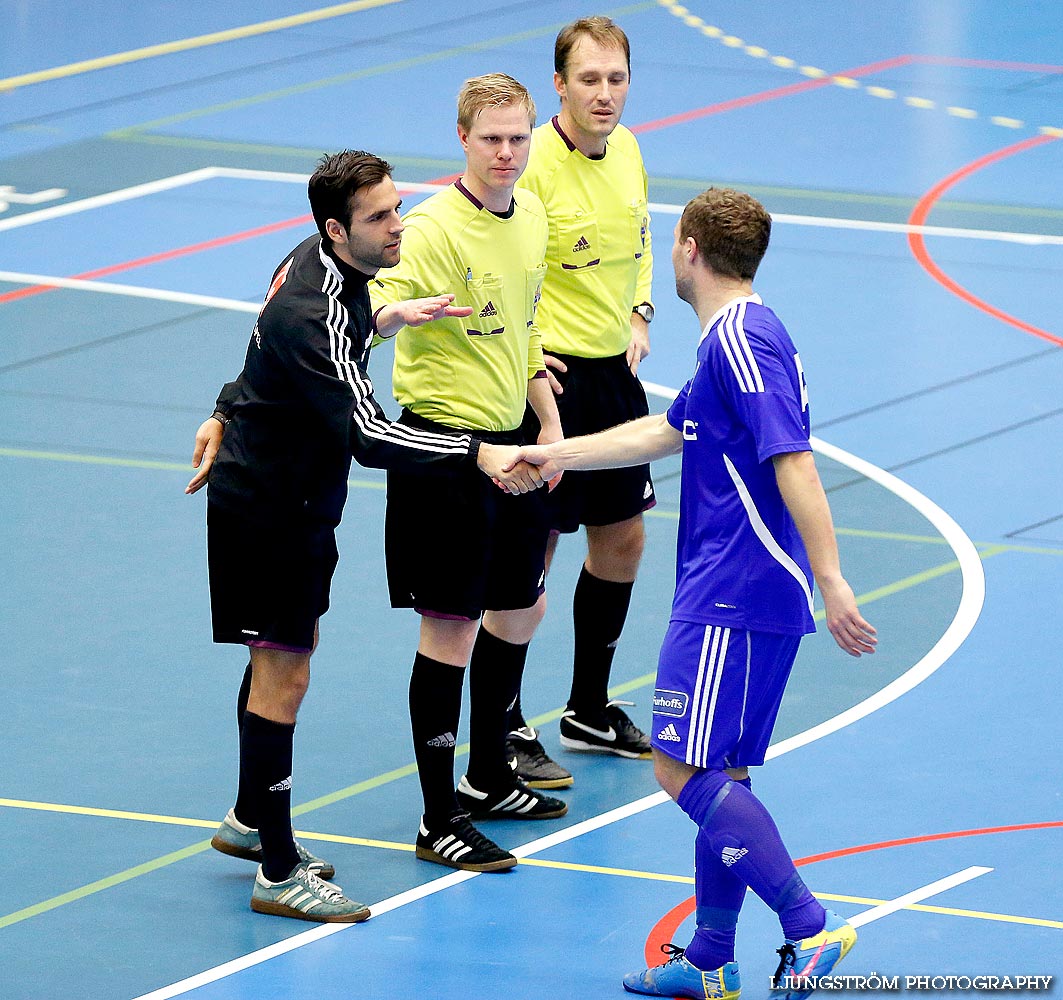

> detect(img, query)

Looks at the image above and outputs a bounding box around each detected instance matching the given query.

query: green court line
[106,132,468,176]
[0,446,386,490]
[0,453,1045,929]
[0,0,402,93]
[91,130,1063,224]
[651,176,1063,222]
[0,841,213,929]
[4,446,1061,556]
[104,3,656,137]
[0,543,1005,930]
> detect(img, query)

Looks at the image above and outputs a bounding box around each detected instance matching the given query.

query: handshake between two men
[482,411,672,497]
[479,440,560,496]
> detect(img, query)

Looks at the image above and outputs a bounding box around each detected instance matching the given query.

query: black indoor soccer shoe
[414,812,517,872]
[506,725,574,789]
[559,699,652,759]
[456,774,569,819]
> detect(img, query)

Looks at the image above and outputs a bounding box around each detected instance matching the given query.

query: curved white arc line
[125,324,984,1000]
[638,380,984,753]
[765,434,985,759]
[126,421,984,1000]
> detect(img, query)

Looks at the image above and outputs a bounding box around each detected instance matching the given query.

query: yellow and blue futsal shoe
[771,910,857,1000]
[623,943,741,999]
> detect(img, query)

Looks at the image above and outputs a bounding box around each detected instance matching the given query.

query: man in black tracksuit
[187,150,543,923]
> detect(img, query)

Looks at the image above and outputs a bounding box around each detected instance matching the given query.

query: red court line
[906,134,1063,348]
[644,819,1063,964]
[910,55,1063,73]
[0,214,312,305]
[0,172,462,308]
[629,55,914,135]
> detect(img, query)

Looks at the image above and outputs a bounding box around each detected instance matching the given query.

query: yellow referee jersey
[371,182,548,433]
[517,117,653,359]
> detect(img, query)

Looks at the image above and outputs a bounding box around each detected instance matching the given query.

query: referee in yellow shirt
[371,74,568,873]
[506,17,656,787]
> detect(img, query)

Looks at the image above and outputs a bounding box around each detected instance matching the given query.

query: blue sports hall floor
[2,2,1061,997]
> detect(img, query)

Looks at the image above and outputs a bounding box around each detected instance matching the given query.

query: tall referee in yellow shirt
[506,17,656,787]
[371,74,567,872]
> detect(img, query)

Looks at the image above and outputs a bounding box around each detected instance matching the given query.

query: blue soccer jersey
[665,294,815,635]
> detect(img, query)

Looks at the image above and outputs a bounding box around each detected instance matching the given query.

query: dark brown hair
[308,150,393,245]
[680,188,771,280]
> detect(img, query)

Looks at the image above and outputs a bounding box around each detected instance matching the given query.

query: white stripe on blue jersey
[723,454,815,616]
[717,298,765,393]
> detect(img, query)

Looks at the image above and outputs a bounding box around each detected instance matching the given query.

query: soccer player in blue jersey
[510,187,877,998]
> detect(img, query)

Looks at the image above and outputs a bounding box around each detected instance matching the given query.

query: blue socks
[677,769,824,969]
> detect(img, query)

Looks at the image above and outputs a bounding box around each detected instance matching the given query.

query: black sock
[240,711,299,881]
[567,567,634,722]
[236,660,252,734]
[506,691,528,733]
[409,652,465,825]
[233,661,256,827]
[466,627,529,790]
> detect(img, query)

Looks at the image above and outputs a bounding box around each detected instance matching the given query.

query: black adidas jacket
[208,234,479,526]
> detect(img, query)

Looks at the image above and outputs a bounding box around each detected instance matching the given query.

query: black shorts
[207,502,338,653]
[385,411,549,620]
[523,351,656,534]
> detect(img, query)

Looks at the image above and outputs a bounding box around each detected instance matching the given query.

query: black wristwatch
[633,302,654,323]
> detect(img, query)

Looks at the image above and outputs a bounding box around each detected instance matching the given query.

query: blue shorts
[651,621,801,769]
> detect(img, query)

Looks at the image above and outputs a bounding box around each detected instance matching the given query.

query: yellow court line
[0,0,402,93]
[653,0,1063,137]
[105,2,655,137]
[0,797,218,829]
[518,857,692,883]
[5,797,1060,932]
[815,892,1063,931]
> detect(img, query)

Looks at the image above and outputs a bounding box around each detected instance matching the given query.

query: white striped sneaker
[211,808,335,880]
[250,862,370,923]
[456,774,568,820]
[414,812,517,872]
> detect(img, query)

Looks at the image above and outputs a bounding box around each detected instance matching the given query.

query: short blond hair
[456,73,536,131]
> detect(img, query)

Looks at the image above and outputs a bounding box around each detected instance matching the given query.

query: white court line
[647,201,1063,245]
[131,383,985,1000]
[849,866,994,928]
[0,270,260,312]
[2,165,986,1000]
[129,795,668,1000]
[0,168,221,232]
[641,383,987,764]
[1,165,1060,245]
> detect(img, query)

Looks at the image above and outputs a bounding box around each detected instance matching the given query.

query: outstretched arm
[772,449,877,657]
[508,412,682,481]
[373,294,472,339]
